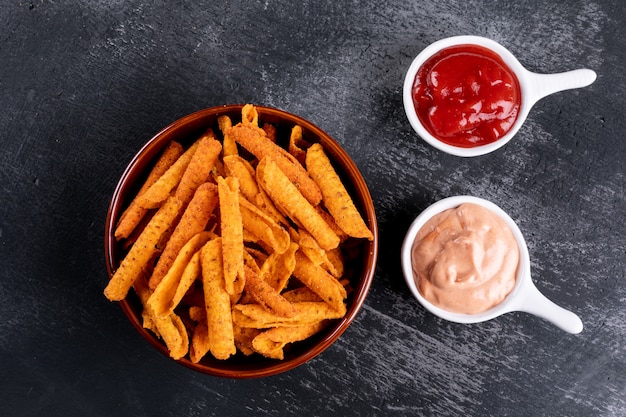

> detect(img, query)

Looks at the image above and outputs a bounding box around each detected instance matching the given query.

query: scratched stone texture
[0,0,624,416]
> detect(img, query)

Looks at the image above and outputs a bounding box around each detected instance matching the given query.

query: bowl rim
[402,35,534,157]
[104,104,379,378]
[400,195,530,323]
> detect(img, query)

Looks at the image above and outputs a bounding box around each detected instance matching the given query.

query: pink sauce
[411,203,519,314]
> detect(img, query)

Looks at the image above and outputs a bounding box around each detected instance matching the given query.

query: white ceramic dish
[403,35,597,157]
[401,195,583,334]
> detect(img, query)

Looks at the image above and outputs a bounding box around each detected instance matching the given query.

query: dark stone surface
[1,1,624,416]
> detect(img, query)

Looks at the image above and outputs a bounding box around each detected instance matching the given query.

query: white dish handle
[514,277,584,334]
[524,68,597,105]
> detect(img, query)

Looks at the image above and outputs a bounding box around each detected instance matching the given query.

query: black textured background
[1,1,624,416]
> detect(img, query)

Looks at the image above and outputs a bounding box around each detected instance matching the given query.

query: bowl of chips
[104,104,378,378]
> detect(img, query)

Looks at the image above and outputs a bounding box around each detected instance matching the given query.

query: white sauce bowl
[403,35,597,157]
[401,195,583,334]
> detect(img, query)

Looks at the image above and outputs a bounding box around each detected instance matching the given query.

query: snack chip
[256,157,340,251]
[306,143,374,240]
[201,238,237,360]
[148,182,218,289]
[135,141,199,209]
[115,141,184,240]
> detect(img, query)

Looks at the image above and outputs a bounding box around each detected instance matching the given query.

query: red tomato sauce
[411,44,521,148]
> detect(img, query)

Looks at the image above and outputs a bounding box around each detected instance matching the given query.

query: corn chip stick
[105,196,183,301]
[252,322,326,360]
[175,131,222,203]
[241,103,259,127]
[232,302,344,328]
[257,157,339,250]
[260,241,298,293]
[240,197,290,254]
[218,176,245,297]
[262,123,277,143]
[229,123,322,205]
[190,322,211,363]
[223,155,259,201]
[170,250,202,310]
[135,141,199,209]
[288,125,307,165]
[149,182,218,289]
[306,143,373,240]
[233,324,261,356]
[151,311,189,360]
[243,266,296,318]
[115,141,184,240]
[147,232,210,317]
[133,276,189,360]
[293,250,346,312]
[218,115,238,157]
[201,238,237,360]
[255,188,289,226]
[315,205,349,242]
[298,229,342,278]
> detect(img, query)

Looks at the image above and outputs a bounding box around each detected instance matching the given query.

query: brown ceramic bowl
[104,104,378,378]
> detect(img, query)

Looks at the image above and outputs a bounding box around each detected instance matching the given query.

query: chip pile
[104,104,373,361]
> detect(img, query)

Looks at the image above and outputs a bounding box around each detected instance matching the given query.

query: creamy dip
[411,203,519,314]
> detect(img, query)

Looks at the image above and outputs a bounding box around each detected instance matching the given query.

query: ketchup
[412,44,521,148]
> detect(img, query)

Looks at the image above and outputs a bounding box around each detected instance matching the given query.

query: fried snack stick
[325,247,344,279]
[288,125,308,166]
[115,141,184,240]
[175,131,222,204]
[233,302,344,328]
[223,155,259,202]
[201,238,237,360]
[243,266,296,318]
[135,141,200,209]
[217,176,245,297]
[241,104,279,142]
[297,229,343,278]
[315,206,349,242]
[252,322,327,360]
[237,244,288,302]
[243,248,263,273]
[282,286,323,303]
[120,208,156,251]
[218,115,238,157]
[147,232,211,316]
[293,250,346,312]
[239,197,290,254]
[190,322,210,363]
[262,123,277,143]
[233,324,261,356]
[229,122,322,206]
[104,196,183,301]
[256,157,340,251]
[241,103,259,127]
[133,277,189,360]
[260,241,298,293]
[255,188,290,227]
[224,156,287,227]
[306,143,373,240]
[149,182,218,289]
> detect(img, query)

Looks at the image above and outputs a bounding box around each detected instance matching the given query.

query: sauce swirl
[411,203,519,314]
